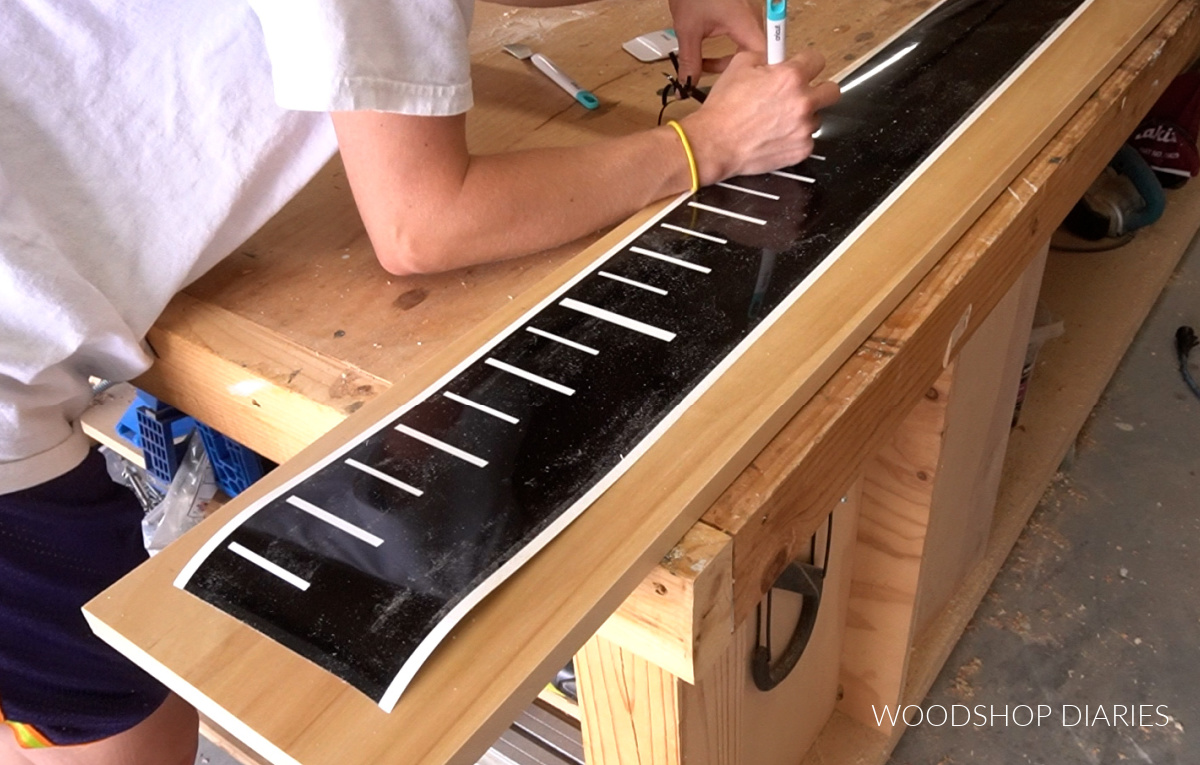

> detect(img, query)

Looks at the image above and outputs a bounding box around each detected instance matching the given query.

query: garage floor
[197,238,1200,765]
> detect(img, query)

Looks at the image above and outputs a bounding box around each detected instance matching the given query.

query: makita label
[1136,124,1180,144]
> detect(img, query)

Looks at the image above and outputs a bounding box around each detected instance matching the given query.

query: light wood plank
[81,382,144,468]
[737,485,862,765]
[838,249,1042,733]
[536,689,581,723]
[802,5,1200,761]
[906,121,1200,716]
[201,715,273,765]
[676,627,743,765]
[800,709,891,765]
[137,294,386,463]
[581,488,861,765]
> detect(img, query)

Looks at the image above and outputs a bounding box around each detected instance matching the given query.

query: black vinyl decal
[180,0,1087,708]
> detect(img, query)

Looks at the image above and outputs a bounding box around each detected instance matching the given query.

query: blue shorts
[0,449,169,747]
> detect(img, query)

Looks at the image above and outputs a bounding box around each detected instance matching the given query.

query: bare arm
[332,114,690,275]
[334,50,838,275]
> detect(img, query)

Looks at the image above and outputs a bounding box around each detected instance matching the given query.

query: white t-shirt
[0,0,475,493]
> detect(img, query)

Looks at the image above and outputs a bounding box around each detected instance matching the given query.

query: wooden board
[906,128,1200,717]
[738,492,860,765]
[594,521,733,684]
[815,136,1200,765]
[837,247,1042,734]
[838,366,951,733]
[85,2,1178,765]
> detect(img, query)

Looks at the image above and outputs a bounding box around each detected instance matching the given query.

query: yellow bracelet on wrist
[666,119,700,193]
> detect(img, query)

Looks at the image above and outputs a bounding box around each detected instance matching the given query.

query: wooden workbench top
[138,0,940,464]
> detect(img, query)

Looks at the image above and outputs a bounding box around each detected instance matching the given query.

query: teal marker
[767,0,787,65]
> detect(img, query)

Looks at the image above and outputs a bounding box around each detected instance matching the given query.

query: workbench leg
[836,364,950,734]
[576,632,690,765]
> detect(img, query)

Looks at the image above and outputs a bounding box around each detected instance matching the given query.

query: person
[0,0,837,761]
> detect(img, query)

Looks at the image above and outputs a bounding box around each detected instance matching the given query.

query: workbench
[93,1,1200,763]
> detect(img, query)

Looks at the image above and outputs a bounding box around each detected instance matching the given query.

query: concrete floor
[197,239,1200,765]
[890,237,1200,764]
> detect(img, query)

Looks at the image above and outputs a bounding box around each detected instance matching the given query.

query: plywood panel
[838,248,1043,732]
[838,368,949,732]
[703,0,1192,632]
[805,7,1200,761]
[906,109,1200,718]
[580,488,860,765]
[912,244,1046,633]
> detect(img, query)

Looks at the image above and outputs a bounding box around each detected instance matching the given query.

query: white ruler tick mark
[687,201,766,226]
[560,298,676,342]
[394,423,489,467]
[228,542,310,591]
[286,496,384,547]
[598,271,668,295]
[660,223,727,244]
[770,170,816,183]
[485,358,576,396]
[716,182,781,200]
[444,391,520,424]
[629,246,712,274]
[344,458,424,497]
[526,327,600,355]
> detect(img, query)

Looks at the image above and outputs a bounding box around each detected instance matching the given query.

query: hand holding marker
[767,0,787,65]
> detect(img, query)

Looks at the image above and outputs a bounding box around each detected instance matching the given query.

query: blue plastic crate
[197,423,265,497]
[135,403,196,483]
